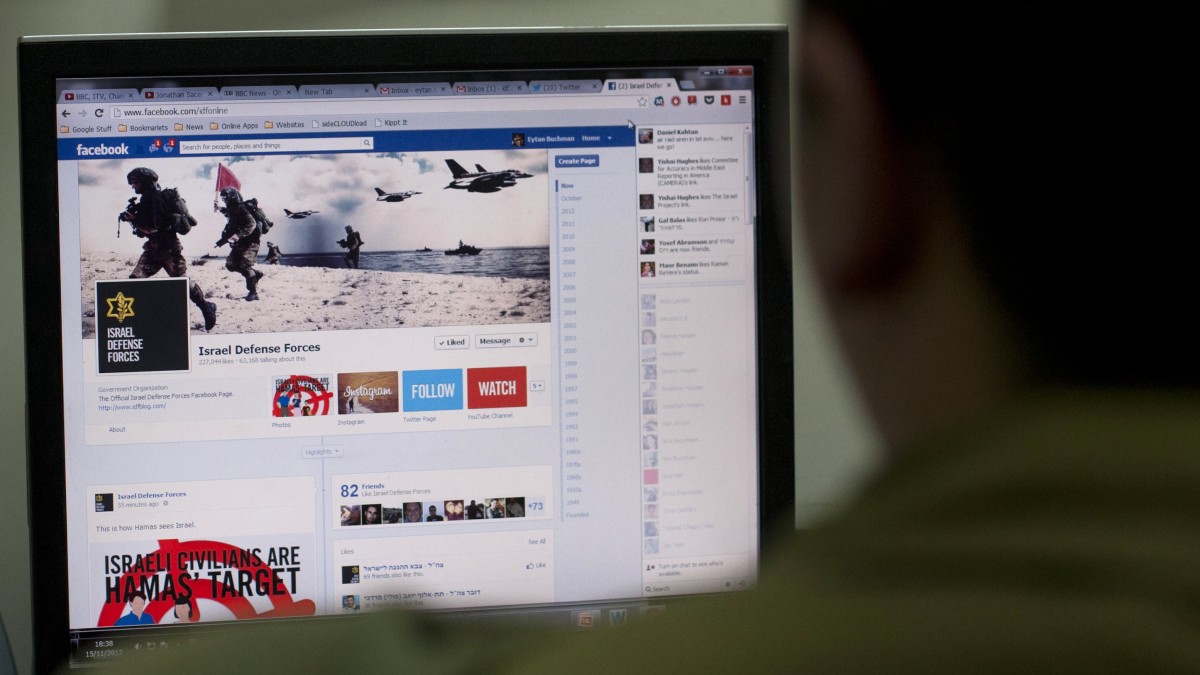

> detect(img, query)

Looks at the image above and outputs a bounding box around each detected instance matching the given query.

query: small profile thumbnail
[361,503,382,525]
[341,565,360,584]
[402,502,424,523]
[465,499,487,520]
[94,493,114,513]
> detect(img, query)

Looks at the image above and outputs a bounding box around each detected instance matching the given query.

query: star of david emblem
[105,292,135,323]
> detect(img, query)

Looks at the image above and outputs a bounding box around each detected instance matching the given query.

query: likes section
[334,530,554,611]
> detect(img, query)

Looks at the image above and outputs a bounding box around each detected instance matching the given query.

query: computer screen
[19,27,793,671]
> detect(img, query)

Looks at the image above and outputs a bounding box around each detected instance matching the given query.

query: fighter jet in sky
[375,187,421,202]
[444,160,533,193]
[283,209,320,219]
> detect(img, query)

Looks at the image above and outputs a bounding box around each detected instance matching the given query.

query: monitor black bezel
[19,26,792,673]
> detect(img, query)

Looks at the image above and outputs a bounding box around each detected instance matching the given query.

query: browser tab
[141,87,219,101]
[59,89,139,104]
[219,85,298,100]
[297,84,375,99]
[601,78,678,94]
[451,81,529,95]
[529,80,603,94]
[376,83,453,97]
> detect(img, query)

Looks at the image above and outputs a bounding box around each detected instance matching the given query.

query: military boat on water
[444,241,481,256]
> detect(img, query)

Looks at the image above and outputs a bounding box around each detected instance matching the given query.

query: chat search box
[180,136,374,155]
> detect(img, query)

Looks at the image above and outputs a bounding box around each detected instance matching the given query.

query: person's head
[126,167,158,194]
[345,225,353,233]
[797,1,1182,450]
[342,595,355,608]
[220,186,242,205]
[428,505,438,515]
[363,505,379,523]
[173,596,192,622]
[128,591,147,614]
[403,502,421,522]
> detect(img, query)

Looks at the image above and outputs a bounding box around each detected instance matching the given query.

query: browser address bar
[112,95,649,119]
[179,137,374,155]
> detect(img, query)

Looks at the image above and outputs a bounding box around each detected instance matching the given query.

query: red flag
[215,163,241,211]
[216,163,241,191]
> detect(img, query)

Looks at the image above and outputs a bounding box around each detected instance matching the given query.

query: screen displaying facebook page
[54,68,762,639]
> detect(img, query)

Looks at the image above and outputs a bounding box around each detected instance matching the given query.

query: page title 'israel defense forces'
[118,167,218,331]
[443,160,533,193]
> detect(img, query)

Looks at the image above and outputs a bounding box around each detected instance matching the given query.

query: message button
[475,333,537,349]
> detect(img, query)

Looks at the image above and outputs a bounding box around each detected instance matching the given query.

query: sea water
[271,246,549,280]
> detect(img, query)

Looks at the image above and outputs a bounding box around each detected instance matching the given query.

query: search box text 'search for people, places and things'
[180,137,374,155]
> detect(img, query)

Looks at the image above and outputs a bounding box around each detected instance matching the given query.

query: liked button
[436,335,469,350]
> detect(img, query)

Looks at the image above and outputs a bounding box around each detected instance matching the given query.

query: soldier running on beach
[339,225,364,269]
[119,167,217,331]
[216,187,264,301]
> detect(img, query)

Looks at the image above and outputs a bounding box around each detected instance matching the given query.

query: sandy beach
[80,251,551,338]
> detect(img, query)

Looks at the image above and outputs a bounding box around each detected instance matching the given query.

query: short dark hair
[802,1,1193,386]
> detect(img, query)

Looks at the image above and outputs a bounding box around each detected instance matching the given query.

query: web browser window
[23,29,790,670]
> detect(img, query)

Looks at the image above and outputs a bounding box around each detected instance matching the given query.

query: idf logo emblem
[95,278,190,374]
[105,292,135,323]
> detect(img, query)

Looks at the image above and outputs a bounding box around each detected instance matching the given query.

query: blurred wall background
[0,0,876,671]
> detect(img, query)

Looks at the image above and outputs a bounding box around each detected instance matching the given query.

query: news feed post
[87,477,318,627]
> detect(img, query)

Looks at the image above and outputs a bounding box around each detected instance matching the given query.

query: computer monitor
[19,26,793,672]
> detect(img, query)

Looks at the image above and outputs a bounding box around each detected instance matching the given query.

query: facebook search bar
[179,137,374,154]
